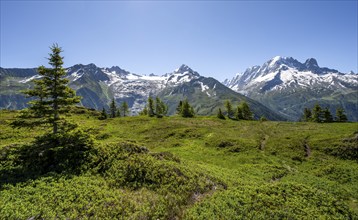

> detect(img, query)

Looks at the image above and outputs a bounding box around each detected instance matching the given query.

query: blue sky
[1,1,357,81]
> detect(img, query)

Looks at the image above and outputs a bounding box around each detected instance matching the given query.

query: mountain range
[1,56,357,121]
[0,64,285,121]
[224,56,357,121]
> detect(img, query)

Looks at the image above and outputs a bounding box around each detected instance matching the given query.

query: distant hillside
[158,76,286,120]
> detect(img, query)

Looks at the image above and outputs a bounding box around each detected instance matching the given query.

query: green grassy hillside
[0,108,357,219]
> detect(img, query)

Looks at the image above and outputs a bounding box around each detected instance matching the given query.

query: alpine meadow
[1,1,358,219]
[0,45,357,219]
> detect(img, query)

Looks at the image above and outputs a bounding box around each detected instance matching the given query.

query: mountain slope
[224,57,358,121]
[0,64,284,120]
[158,76,286,120]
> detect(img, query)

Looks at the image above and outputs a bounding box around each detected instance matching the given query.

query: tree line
[99,99,130,120]
[139,97,195,118]
[301,104,348,123]
[217,100,255,121]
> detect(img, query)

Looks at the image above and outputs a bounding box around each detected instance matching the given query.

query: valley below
[1,108,357,219]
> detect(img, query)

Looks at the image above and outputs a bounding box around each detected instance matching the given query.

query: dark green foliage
[0,129,95,184]
[312,103,323,122]
[185,182,355,219]
[323,107,333,123]
[217,108,225,120]
[147,97,155,117]
[139,106,148,116]
[99,107,107,120]
[303,105,343,123]
[176,101,183,115]
[11,44,80,134]
[324,133,358,161]
[143,97,167,118]
[109,98,117,118]
[155,97,168,118]
[180,99,195,118]
[235,105,243,120]
[120,101,129,117]
[302,107,312,122]
[240,101,253,120]
[116,109,121,117]
[336,107,348,122]
[224,100,234,119]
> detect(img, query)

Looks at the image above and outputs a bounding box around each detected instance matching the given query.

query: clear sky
[1,1,357,81]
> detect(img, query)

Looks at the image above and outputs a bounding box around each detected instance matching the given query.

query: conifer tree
[99,107,108,120]
[241,101,253,120]
[181,99,195,118]
[323,107,333,123]
[139,106,148,116]
[176,101,183,115]
[120,101,129,117]
[225,100,234,119]
[302,108,312,122]
[312,104,323,123]
[217,108,225,120]
[116,109,121,117]
[155,97,168,118]
[147,97,155,117]
[235,105,243,120]
[11,44,80,134]
[336,107,348,122]
[109,98,117,118]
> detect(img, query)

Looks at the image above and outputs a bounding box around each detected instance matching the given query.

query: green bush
[324,134,358,161]
[0,129,96,180]
[185,182,356,219]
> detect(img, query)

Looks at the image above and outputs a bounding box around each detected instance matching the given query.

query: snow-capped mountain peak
[269,56,285,66]
[222,56,358,121]
[166,64,200,85]
[224,56,358,95]
[175,64,192,73]
[304,58,319,69]
[105,66,130,76]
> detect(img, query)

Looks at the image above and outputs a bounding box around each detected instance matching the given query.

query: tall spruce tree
[155,97,168,118]
[176,101,183,115]
[147,97,155,117]
[120,101,129,117]
[302,108,312,122]
[225,100,234,119]
[99,107,108,120]
[323,107,333,123]
[336,107,348,122]
[181,99,195,118]
[235,105,243,120]
[217,108,226,120]
[241,101,253,120]
[116,109,121,117]
[312,104,323,123]
[11,44,80,134]
[109,98,117,118]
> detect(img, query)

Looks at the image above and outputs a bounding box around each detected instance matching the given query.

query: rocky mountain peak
[106,66,130,76]
[175,64,193,73]
[304,58,319,69]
